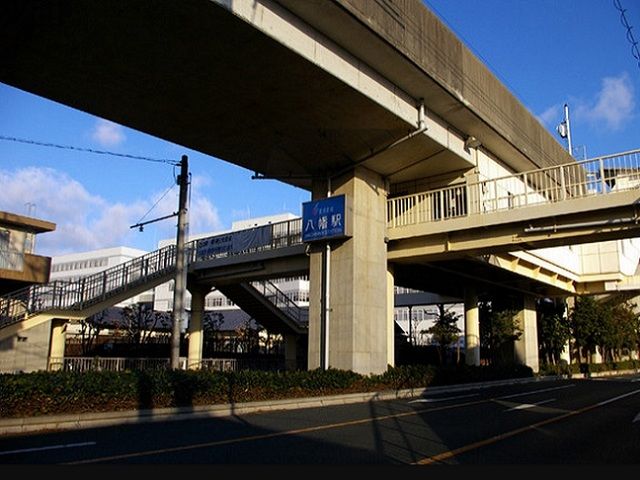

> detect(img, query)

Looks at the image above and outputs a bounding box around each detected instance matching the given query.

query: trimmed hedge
[0,364,534,418]
[538,359,640,376]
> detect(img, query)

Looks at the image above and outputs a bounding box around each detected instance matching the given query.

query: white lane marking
[409,393,479,403]
[505,398,556,411]
[498,384,575,400]
[0,441,97,456]
[630,378,640,383]
[634,413,640,423]
[596,388,640,407]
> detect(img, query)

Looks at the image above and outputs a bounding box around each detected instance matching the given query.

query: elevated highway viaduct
[2,0,639,374]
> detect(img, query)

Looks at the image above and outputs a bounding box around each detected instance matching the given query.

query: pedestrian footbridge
[2,149,640,359]
[388,149,640,260]
[3,0,640,374]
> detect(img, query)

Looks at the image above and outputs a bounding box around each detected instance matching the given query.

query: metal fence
[46,356,287,373]
[48,356,239,372]
[387,149,640,228]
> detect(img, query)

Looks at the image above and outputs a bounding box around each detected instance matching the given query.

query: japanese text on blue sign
[302,194,348,242]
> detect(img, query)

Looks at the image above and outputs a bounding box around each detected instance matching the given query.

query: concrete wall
[336,0,574,171]
[0,320,51,373]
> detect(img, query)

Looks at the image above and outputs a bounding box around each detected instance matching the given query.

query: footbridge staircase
[2,149,640,341]
[0,218,308,341]
[0,245,179,341]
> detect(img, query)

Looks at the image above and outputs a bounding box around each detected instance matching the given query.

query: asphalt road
[1,375,639,465]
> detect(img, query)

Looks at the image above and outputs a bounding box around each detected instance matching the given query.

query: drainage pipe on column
[322,177,332,370]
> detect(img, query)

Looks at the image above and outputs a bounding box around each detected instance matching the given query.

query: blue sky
[1,0,639,256]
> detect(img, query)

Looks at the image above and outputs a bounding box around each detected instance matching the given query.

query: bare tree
[78,309,110,355]
[117,303,171,344]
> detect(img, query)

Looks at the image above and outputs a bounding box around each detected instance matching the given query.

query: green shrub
[538,361,571,377]
[0,362,536,419]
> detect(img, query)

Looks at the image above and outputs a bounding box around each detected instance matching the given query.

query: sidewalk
[0,375,556,436]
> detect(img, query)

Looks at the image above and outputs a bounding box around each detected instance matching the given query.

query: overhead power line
[614,0,640,72]
[0,134,180,166]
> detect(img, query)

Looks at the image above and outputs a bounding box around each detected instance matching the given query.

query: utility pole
[170,155,189,369]
[557,103,573,156]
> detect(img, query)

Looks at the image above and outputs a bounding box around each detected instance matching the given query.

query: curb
[0,375,557,436]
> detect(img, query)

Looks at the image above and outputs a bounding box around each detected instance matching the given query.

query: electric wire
[0,133,187,229]
[614,0,640,71]
[0,134,180,166]
[135,179,177,225]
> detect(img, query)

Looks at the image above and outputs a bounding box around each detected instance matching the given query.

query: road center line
[414,387,640,465]
[0,441,97,456]
[497,384,575,400]
[505,398,555,411]
[62,396,492,464]
[409,393,479,403]
[60,383,600,465]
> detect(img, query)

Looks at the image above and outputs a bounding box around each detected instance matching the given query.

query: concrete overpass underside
[1,0,625,375]
[0,0,575,188]
[392,256,575,301]
[0,0,443,189]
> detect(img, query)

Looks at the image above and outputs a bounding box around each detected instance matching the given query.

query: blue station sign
[301,194,351,242]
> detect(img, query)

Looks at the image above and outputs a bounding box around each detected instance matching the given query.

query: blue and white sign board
[195,224,272,261]
[302,194,351,242]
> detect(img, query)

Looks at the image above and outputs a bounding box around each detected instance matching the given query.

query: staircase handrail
[1,217,306,331]
[0,244,177,329]
[251,279,308,326]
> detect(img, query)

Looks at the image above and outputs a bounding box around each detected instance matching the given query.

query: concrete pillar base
[514,295,539,373]
[284,334,298,371]
[464,287,480,366]
[307,167,391,375]
[187,287,208,370]
[48,318,67,371]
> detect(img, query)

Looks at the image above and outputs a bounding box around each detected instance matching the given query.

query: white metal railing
[47,356,239,372]
[251,280,309,326]
[387,149,640,228]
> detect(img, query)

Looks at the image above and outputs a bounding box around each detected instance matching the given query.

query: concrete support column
[560,298,571,364]
[464,287,480,366]
[514,295,539,373]
[48,318,67,371]
[560,341,571,364]
[386,263,395,369]
[187,287,208,370]
[591,347,603,365]
[283,333,298,371]
[307,167,390,375]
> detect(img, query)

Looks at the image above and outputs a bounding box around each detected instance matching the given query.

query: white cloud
[91,119,126,147]
[536,104,563,127]
[575,73,635,131]
[0,167,223,256]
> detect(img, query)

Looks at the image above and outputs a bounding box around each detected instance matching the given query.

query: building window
[0,229,9,251]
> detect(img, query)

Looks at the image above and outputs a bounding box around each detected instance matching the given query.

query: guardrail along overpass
[2,0,640,374]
